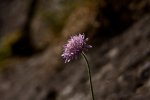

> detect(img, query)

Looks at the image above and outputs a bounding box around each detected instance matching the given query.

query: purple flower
[62,33,92,63]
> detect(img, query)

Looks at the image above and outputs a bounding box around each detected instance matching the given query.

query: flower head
[62,33,92,63]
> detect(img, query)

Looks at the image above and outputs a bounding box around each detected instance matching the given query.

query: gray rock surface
[0,14,149,100]
[56,15,150,100]
[0,0,150,100]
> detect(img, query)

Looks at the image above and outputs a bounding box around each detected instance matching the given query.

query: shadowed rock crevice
[43,89,57,100]
[94,0,150,42]
[11,0,39,56]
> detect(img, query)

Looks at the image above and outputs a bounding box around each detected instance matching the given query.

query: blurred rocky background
[0,0,150,100]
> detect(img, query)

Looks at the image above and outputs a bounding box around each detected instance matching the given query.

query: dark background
[0,0,150,100]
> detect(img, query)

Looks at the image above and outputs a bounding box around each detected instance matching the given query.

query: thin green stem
[81,52,95,100]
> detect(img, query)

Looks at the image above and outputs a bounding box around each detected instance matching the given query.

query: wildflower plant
[62,33,95,100]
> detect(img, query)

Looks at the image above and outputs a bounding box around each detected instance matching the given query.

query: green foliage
[0,31,21,66]
[43,12,66,33]
[0,60,9,72]
[40,0,82,34]
[0,44,11,61]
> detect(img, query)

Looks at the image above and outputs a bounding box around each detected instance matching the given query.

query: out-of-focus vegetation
[0,0,149,100]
